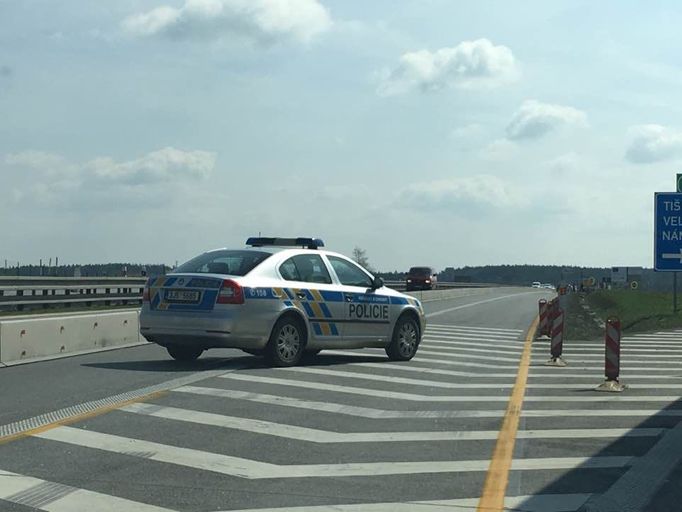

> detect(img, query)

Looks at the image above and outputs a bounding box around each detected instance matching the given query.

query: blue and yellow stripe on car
[245,286,342,336]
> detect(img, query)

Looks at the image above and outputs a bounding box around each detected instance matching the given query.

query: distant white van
[532,282,541,288]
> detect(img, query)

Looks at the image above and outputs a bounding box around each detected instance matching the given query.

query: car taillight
[217,279,244,304]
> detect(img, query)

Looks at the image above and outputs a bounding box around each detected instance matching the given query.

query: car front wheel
[266,316,306,367]
[386,315,420,361]
[167,345,204,361]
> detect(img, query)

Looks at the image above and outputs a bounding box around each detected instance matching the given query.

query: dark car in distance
[406,266,438,291]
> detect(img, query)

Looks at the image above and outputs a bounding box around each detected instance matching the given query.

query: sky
[2,0,682,272]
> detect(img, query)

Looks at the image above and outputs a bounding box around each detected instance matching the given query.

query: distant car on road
[541,283,555,289]
[406,266,438,291]
[140,237,425,366]
[532,281,541,288]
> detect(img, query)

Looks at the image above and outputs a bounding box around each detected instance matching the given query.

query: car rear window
[409,267,432,276]
[174,250,271,276]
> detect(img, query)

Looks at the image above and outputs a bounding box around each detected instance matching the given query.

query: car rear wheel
[167,345,204,361]
[266,316,305,367]
[386,315,420,361]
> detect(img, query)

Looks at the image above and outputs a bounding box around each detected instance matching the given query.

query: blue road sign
[655,192,682,271]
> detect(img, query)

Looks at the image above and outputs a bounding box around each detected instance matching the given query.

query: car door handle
[296,292,307,299]
[345,295,353,302]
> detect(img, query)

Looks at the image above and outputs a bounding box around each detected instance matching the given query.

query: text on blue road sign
[654,192,682,271]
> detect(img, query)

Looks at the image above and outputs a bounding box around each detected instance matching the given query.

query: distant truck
[406,267,438,291]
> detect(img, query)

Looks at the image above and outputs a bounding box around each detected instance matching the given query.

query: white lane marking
[123,403,662,443]
[412,349,521,363]
[530,355,682,363]
[221,373,511,402]
[626,334,682,338]
[420,348,682,368]
[276,366,512,389]
[174,386,682,419]
[425,292,540,319]
[422,340,522,354]
[523,409,682,417]
[530,347,682,354]
[32,427,634,479]
[320,351,682,379]
[0,468,172,512]
[416,351,518,367]
[422,338,522,350]
[528,362,682,371]
[427,323,523,334]
[424,331,520,341]
[528,374,682,380]
[420,352,679,373]
[413,349,682,372]
[222,373,682,403]
[342,362,682,388]
[174,385,506,418]
[212,494,591,512]
[568,341,682,348]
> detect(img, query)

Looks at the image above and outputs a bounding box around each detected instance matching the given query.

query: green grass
[564,293,604,341]
[585,289,682,334]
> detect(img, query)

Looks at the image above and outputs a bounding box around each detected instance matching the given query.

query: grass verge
[564,289,682,339]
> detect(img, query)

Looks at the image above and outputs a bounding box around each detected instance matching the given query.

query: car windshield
[409,267,431,277]
[174,250,271,276]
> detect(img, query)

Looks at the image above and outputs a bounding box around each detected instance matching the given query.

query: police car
[140,237,426,366]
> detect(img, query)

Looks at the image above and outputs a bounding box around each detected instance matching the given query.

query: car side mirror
[371,276,384,290]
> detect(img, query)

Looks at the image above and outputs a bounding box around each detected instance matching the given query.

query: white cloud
[85,147,215,185]
[449,123,483,141]
[480,138,518,161]
[5,150,69,171]
[506,100,587,140]
[545,152,581,176]
[4,147,216,209]
[625,124,682,164]
[377,39,518,96]
[122,0,332,45]
[397,175,526,215]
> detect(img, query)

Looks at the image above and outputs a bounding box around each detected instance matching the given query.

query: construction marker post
[543,298,557,337]
[545,306,567,367]
[596,317,626,392]
[538,299,549,339]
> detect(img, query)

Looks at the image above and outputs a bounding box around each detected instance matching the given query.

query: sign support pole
[673,272,677,313]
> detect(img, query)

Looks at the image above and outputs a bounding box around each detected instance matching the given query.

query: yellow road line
[0,391,167,446]
[477,315,539,511]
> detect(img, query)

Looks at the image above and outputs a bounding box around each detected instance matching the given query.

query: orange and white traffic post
[538,299,549,339]
[595,317,626,392]
[545,304,567,367]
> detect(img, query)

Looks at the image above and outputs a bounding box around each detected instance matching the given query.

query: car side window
[280,254,332,284]
[328,256,373,288]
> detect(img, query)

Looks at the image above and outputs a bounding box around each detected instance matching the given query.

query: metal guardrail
[0,277,147,312]
[382,280,498,291]
[0,276,499,312]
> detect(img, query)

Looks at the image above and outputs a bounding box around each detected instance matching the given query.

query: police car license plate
[165,289,201,303]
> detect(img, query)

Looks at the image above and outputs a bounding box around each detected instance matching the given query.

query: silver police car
[140,237,426,366]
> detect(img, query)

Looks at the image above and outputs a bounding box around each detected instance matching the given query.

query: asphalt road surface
[5,286,679,511]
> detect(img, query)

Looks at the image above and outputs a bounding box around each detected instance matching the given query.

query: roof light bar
[246,237,325,249]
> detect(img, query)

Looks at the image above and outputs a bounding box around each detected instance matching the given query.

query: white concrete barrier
[0,310,143,366]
